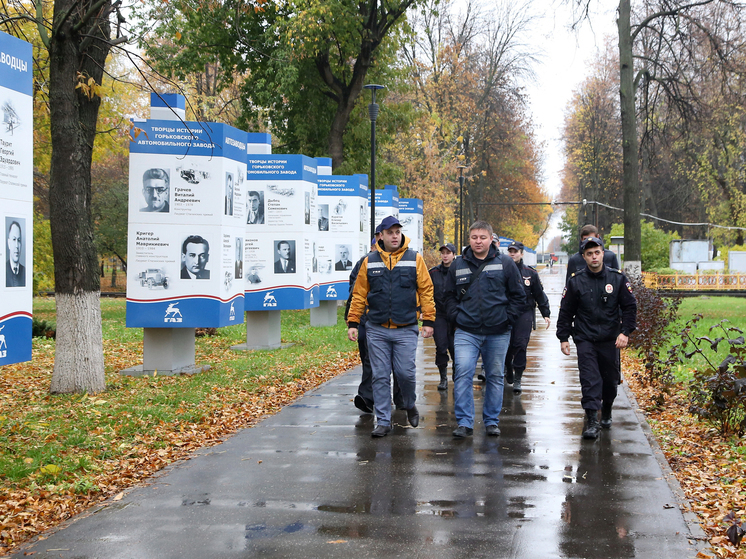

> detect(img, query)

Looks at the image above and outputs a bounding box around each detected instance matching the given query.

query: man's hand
[615,333,629,349]
[561,341,571,355]
[421,326,434,338]
[544,317,551,329]
[348,327,358,342]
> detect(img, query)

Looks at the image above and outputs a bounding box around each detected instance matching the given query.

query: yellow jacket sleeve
[416,254,436,325]
[347,257,369,326]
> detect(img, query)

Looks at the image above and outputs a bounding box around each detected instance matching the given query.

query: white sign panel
[0,31,33,366]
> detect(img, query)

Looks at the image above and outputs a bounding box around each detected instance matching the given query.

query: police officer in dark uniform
[565,224,620,283]
[504,241,551,394]
[429,242,457,391]
[557,237,637,439]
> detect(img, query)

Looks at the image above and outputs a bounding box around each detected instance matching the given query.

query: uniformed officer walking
[556,237,637,439]
[565,224,620,282]
[429,243,457,391]
[504,241,551,393]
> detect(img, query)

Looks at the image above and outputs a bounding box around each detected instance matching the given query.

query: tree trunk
[618,0,642,276]
[48,0,112,394]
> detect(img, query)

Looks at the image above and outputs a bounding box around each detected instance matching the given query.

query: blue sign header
[150,93,186,110]
[399,198,423,214]
[130,120,248,162]
[0,31,32,96]
[369,188,398,206]
[246,154,317,183]
[318,175,367,197]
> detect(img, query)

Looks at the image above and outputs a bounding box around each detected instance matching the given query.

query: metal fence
[642,271,746,290]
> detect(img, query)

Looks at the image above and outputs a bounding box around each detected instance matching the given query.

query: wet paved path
[14,269,705,558]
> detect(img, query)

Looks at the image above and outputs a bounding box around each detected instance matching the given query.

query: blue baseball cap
[377,215,401,232]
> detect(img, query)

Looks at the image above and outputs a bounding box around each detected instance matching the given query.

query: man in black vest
[504,241,551,393]
[557,237,637,439]
[444,221,526,438]
[347,216,436,437]
[429,242,457,390]
[565,224,619,283]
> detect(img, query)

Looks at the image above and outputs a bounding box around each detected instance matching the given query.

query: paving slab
[13,268,705,558]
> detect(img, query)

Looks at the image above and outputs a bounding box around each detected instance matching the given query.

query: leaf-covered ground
[624,354,746,559]
[0,303,359,556]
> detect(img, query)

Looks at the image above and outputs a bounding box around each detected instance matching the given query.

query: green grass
[0,299,356,493]
[664,296,746,381]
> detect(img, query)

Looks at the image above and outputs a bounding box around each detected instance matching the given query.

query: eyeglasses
[144,187,168,194]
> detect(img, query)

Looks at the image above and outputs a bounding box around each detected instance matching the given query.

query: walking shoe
[476,374,486,383]
[504,367,514,385]
[582,409,601,440]
[407,405,420,428]
[600,403,613,429]
[452,425,474,438]
[437,367,448,391]
[354,394,373,414]
[371,425,392,438]
[485,424,501,436]
[512,367,524,393]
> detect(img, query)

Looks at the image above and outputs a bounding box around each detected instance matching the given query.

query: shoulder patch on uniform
[626,281,633,292]
[562,286,567,298]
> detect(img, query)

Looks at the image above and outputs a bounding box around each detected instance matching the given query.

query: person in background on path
[344,230,403,414]
[347,216,435,437]
[504,241,551,393]
[565,224,619,283]
[429,242,457,391]
[556,237,637,440]
[444,221,526,438]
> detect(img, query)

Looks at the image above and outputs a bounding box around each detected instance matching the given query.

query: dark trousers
[433,315,455,370]
[505,310,533,373]
[357,320,401,407]
[575,339,620,410]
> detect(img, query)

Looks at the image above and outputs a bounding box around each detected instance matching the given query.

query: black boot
[600,403,613,429]
[504,364,514,385]
[582,408,601,440]
[437,367,448,391]
[512,367,524,393]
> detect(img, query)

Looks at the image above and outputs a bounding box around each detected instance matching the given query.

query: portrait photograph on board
[335,244,353,271]
[5,217,26,288]
[180,234,211,279]
[140,168,170,213]
[235,237,243,280]
[225,172,234,216]
[273,239,296,274]
[317,204,329,231]
[304,192,310,225]
[246,190,264,225]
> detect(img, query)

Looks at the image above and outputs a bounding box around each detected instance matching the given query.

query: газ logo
[263,291,277,307]
[229,301,236,320]
[326,285,337,298]
[164,302,183,323]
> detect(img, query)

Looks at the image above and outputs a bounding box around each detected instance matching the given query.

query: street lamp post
[364,84,385,237]
[457,166,465,252]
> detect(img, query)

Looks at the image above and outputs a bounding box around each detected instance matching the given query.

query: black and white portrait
[335,244,353,271]
[274,240,296,274]
[225,172,234,216]
[5,217,26,288]
[247,190,265,225]
[317,204,329,231]
[180,235,210,279]
[140,168,170,213]
[304,192,310,225]
[235,237,243,280]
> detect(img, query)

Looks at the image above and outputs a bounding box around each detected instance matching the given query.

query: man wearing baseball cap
[505,240,551,393]
[429,242,458,390]
[348,216,436,437]
[557,237,637,439]
[565,224,619,284]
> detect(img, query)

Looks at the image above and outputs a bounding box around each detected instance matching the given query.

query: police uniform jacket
[443,244,526,335]
[429,261,455,316]
[515,260,550,318]
[556,266,637,343]
[347,235,435,329]
[565,249,619,283]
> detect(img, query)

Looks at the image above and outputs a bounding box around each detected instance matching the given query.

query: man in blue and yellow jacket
[348,216,436,437]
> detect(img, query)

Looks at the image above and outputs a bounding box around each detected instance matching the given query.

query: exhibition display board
[244,154,319,311]
[316,174,368,301]
[126,119,247,328]
[399,198,424,254]
[370,186,399,226]
[0,31,33,366]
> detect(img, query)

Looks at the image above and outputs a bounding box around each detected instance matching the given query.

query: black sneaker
[354,395,373,414]
[406,406,419,428]
[485,424,501,436]
[452,425,474,438]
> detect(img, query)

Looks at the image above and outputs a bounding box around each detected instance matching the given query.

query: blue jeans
[366,322,419,426]
[453,328,511,428]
